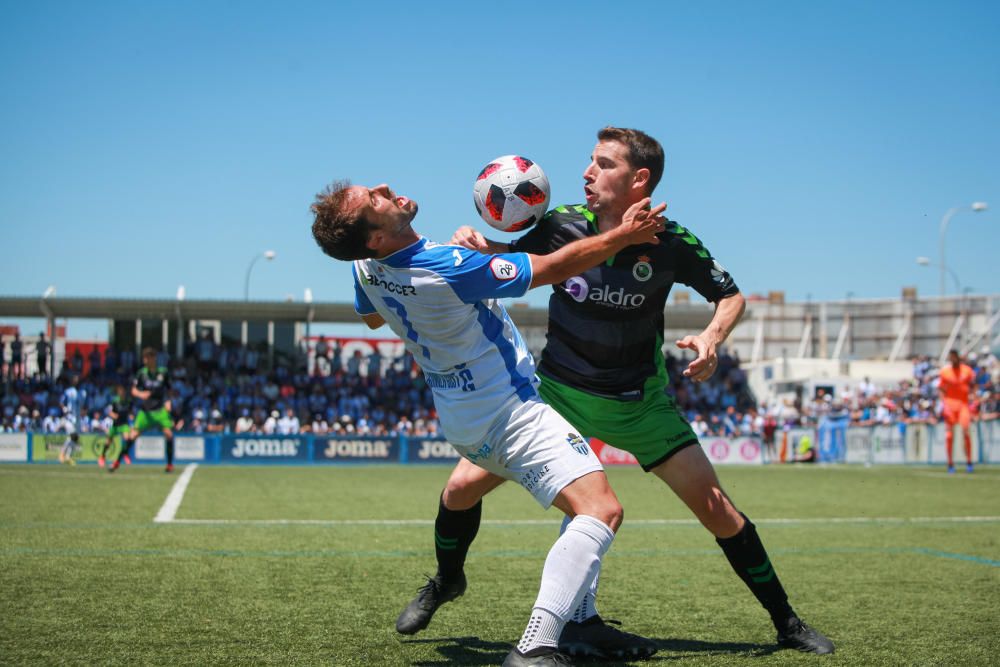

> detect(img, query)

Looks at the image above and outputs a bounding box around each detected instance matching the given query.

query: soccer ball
[473,155,550,232]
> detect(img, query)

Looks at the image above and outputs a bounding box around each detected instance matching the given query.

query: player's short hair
[311,180,378,261]
[141,346,157,359]
[949,348,960,357]
[597,126,665,195]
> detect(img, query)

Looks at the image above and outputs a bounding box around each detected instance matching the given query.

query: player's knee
[605,500,624,532]
[700,488,738,529]
[442,480,482,511]
[585,495,623,532]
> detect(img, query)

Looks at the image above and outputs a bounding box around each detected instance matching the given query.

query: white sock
[561,514,601,623]
[517,515,615,654]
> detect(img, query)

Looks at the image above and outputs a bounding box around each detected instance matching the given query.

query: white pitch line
[163,515,1000,527]
[153,464,198,524]
[916,472,1000,481]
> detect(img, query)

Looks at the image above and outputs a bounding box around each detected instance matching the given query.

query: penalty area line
[153,464,198,524]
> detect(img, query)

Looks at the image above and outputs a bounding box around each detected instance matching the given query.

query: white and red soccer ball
[473,155,550,232]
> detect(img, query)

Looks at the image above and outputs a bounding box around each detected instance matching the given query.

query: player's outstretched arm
[450,226,510,254]
[529,198,665,288]
[677,292,746,382]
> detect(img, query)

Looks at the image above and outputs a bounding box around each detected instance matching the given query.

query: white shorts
[455,396,604,508]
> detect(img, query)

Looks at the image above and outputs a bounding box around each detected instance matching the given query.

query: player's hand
[450,226,490,252]
[619,197,667,245]
[676,334,718,383]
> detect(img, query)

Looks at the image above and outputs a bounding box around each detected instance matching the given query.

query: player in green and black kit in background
[395,127,833,658]
[98,384,132,468]
[110,347,175,473]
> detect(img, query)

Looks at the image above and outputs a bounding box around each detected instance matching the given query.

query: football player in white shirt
[311,180,663,666]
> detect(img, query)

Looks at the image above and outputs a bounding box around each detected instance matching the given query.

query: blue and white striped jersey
[353,237,538,446]
[61,386,84,420]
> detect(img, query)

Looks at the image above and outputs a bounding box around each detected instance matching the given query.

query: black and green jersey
[109,396,132,427]
[510,204,739,399]
[133,366,171,412]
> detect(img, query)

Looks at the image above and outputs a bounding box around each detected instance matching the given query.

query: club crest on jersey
[490,257,518,281]
[632,255,653,282]
[566,433,589,455]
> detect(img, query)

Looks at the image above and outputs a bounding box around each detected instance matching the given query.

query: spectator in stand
[311,413,329,435]
[88,347,102,378]
[277,407,300,435]
[235,409,254,434]
[759,407,776,461]
[13,406,31,432]
[315,336,330,376]
[36,333,50,377]
[262,410,279,434]
[195,330,217,373]
[346,349,364,377]
[103,346,119,377]
[858,377,876,400]
[368,347,383,379]
[41,407,61,433]
[69,348,83,375]
[189,410,207,434]
[331,339,343,374]
[207,409,226,434]
[120,348,135,374]
[721,406,739,437]
[9,333,23,381]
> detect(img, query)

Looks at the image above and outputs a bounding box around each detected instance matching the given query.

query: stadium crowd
[780,350,1000,429]
[1,334,998,438]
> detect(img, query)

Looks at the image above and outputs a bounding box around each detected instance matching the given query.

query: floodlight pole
[939,203,988,296]
[244,250,276,301]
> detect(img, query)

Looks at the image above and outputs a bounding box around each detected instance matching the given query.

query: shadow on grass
[404,635,510,666]
[403,635,779,665]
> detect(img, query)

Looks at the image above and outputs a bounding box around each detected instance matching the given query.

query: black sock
[434,493,481,580]
[716,513,796,630]
[117,438,135,463]
[165,437,174,466]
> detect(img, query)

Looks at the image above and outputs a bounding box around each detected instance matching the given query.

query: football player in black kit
[110,348,175,473]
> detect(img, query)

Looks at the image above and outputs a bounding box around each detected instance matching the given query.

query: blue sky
[2,1,998,338]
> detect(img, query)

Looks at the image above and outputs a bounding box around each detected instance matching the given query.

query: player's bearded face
[363,184,418,233]
[582,141,637,214]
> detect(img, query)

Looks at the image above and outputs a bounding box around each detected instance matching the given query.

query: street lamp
[244,250,276,301]
[916,256,961,294]
[939,202,988,296]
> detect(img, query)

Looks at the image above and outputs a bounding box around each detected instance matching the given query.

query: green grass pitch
[1,463,998,665]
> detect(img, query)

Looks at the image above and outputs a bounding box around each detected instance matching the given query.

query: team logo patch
[490,257,518,281]
[710,260,728,284]
[632,255,653,282]
[566,433,589,455]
